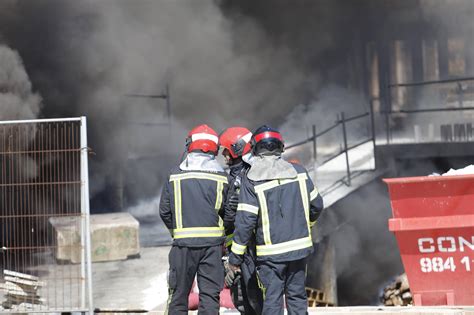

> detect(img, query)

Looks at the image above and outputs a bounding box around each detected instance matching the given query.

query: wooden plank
[3,270,39,281]
[4,276,45,287]
[0,282,39,297]
[4,294,45,304]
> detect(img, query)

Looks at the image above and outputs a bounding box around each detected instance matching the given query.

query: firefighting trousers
[256,258,308,315]
[165,245,224,315]
[230,252,264,315]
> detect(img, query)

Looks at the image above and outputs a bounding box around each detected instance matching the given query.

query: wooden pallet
[308,299,334,307]
[1,270,44,309]
[305,287,334,307]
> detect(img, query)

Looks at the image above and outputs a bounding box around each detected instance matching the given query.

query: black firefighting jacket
[229,163,324,264]
[159,166,229,247]
[223,161,250,248]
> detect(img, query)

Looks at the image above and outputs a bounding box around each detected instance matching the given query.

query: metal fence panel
[0,117,92,313]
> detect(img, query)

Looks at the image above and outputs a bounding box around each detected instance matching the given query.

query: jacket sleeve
[307,174,324,228]
[223,204,236,232]
[229,175,259,265]
[159,177,173,234]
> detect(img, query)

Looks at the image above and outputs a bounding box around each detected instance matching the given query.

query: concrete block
[49,213,140,263]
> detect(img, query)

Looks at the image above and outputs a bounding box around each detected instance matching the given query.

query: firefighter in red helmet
[229,125,324,315]
[160,124,228,314]
[219,127,263,315]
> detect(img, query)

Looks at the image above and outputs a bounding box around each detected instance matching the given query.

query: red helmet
[186,124,219,154]
[219,127,252,159]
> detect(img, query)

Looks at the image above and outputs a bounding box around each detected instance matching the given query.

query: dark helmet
[250,125,284,156]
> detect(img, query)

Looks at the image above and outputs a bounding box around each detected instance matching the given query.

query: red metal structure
[384,174,474,305]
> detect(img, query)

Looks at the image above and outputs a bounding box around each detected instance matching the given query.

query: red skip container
[384,174,474,305]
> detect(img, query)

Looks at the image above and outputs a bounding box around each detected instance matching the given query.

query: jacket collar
[179,152,224,172]
[247,155,297,181]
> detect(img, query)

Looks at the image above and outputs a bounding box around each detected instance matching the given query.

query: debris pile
[305,287,334,307]
[381,273,412,306]
[0,270,44,310]
[430,164,474,176]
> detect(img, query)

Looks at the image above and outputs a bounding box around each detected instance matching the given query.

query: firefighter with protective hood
[159,124,228,314]
[228,125,324,315]
[219,127,263,315]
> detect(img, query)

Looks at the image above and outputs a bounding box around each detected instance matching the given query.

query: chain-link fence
[0,117,92,314]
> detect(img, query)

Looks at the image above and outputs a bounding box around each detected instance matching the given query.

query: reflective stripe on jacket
[229,163,323,263]
[159,167,229,247]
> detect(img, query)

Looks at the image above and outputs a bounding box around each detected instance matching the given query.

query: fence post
[312,124,317,163]
[369,99,377,170]
[341,112,351,186]
[80,116,94,315]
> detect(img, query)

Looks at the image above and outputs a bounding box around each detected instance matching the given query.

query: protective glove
[228,193,239,211]
[224,265,241,288]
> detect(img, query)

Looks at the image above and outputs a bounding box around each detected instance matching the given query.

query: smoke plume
[0,0,314,207]
[0,45,41,120]
[322,180,404,305]
[280,86,369,143]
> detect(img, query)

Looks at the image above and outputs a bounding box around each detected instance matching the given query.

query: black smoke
[0,1,317,208]
[1,0,474,305]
